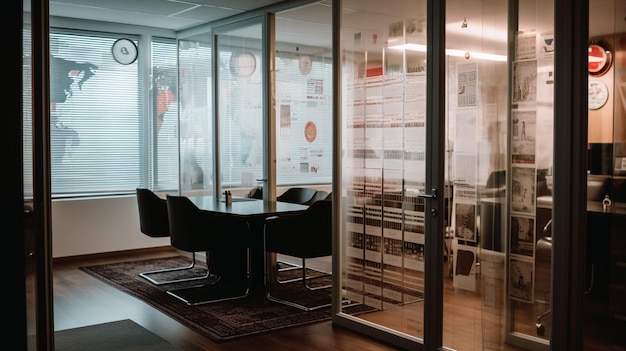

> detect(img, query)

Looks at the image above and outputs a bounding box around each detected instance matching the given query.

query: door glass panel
[340,0,427,342]
[216,23,264,196]
[23,9,36,349]
[506,0,555,349]
[586,0,626,349]
[443,0,511,349]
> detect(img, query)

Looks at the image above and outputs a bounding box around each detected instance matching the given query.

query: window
[152,39,179,191]
[178,35,213,193]
[23,28,178,198]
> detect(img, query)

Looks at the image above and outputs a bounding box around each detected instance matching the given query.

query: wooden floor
[27,248,400,351]
[26,248,563,351]
[26,249,616,350]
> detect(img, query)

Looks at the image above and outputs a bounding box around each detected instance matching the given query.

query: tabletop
[187,195,309,216]
[186,195,309,290]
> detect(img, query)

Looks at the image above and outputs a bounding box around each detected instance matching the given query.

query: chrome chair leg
[139,252,210,285]
[274,258,331,285]
[167,247,251,306]
[266,256,335,311]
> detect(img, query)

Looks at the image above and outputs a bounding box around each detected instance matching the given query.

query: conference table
[187,195,309,290]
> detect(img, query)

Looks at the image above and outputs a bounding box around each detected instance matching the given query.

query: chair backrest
[486,170,506,189]
[247,186,263,199]
[136,188,169,238]
[311,190,330,203]
[301,199,332,252]
[276,187,317,205]
[166,195,250,253]
[265,199,332,258]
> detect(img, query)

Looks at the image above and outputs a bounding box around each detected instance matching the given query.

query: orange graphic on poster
[304,121,317,143]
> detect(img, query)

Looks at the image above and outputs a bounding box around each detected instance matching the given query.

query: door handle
[418,188,438,200]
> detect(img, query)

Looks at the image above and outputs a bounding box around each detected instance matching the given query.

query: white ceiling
[24,0,623,49]
[27,0,291,31]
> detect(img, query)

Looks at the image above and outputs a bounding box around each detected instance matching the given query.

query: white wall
[52,195,169,258]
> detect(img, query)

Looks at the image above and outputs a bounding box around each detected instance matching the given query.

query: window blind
[152,38,179,192]
[49,31,142,196]
[22,30,179,198]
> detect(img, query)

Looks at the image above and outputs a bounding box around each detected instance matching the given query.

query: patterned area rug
[80,256,374,342]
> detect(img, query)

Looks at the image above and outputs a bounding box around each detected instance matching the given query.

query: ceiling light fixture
[388,44,507,62]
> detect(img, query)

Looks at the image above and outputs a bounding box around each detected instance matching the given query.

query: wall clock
[112,38,138,65]
[299,55,312,75]
[588,79,609,110]
[230,53,256,77]
[588,40,612,77]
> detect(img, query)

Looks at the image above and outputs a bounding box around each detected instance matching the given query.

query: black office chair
[136,188,212,285]
[165,194,251,306]
[247,186,263,199]
[311,190,330,203]
[276,187,318,205]
[263,199,333,311]
[274,189,331,274]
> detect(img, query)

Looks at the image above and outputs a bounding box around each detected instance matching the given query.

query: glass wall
[275,3,333,187]
[339,0,428,342]
[178,31,214,195]
[337,0,561,350]
[586,0,626,348]
[444,0,509,349]
[216,22,265,195]
[506,1,554,348]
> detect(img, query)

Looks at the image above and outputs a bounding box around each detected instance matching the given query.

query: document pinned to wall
[457,63,478,108]
[515,31,537,60]
[453,241,477,291]
[511,110,536,164]
[455,109,478,154]
[512,60,537,104]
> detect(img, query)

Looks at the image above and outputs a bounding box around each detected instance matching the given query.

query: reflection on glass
[275,6,333,187]
[340,0,427,341]
[585,1,626,349]
[505,0,554,349]
[179,33,213,195]
[217,24,264,195]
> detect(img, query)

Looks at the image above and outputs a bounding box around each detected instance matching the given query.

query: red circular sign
[304,121,317,143]
[588,40,612,77]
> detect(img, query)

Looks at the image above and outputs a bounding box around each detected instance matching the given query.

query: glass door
[337,0,432,349]
[215,18,267,198]
[336,0,560,350]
